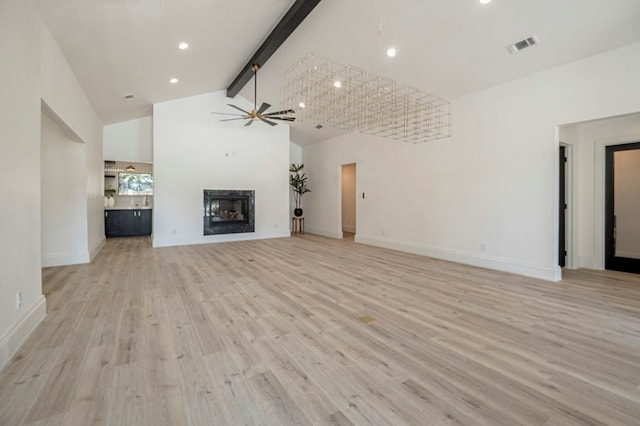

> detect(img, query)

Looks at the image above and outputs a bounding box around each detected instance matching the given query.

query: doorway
[341,163,356,240]
[605,142,640,273]
[40,103,88,267]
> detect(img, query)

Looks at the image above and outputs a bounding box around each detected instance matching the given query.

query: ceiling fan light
[386,47,397,58]
[334,80,342,88]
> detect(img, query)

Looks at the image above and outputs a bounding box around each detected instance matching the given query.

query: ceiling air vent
[506,35,539,55]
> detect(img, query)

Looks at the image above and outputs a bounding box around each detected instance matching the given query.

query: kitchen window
[119,172,153,195]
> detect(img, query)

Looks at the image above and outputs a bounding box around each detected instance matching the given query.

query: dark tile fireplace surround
[203,189,255,235]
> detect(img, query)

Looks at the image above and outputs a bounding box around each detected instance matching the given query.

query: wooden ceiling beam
[226,0,322,98]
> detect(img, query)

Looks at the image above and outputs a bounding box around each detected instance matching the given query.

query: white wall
[341,163,356,233]
[41,110,88,266]
[39,13,104,262]
[0,0,103,370]
[614,149,640,258]
[290,142,302,164]
[104,116,153,163]
[303,41,640,281]
[153,90,290,247]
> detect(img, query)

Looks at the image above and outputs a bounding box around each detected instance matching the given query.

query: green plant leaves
[289,163,311,209]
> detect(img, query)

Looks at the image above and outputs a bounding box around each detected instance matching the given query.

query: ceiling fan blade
[244,119,254,127]
[227,104,251,115]
[268,116,296,122]
[220,117,249,122]
[259,117,278,126]
[211,112,245,116]
[264,109,295,116]
[257,102,271,114]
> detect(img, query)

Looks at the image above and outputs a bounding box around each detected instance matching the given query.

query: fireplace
[203,189,255,235]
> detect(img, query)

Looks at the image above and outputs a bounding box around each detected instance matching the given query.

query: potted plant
[289,163,311,217]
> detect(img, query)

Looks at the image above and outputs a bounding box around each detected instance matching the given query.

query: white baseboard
[153,231,291,248]
[578,256,598,269]
[306,226,343,239]
[41,250,90,267]
[0,296,46,371]
[355,235,559,282]
[41,236,105,267]
[89,236,106,262]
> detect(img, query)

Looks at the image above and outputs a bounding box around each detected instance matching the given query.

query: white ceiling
[34,0,640,145]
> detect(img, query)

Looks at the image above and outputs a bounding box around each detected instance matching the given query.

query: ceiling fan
[213,64,295,126]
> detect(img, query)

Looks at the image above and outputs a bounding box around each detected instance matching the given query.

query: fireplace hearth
[203,189,255,235]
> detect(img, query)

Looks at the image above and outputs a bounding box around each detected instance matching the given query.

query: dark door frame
[605,141,640,273]
[559,146,567,268]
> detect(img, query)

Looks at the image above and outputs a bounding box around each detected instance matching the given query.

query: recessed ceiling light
[386,47,397,58]
[178,42,189,50]
[299,102,306,108]
[334,80,342,88]
[169,78,179,84]
[479,0,492,4]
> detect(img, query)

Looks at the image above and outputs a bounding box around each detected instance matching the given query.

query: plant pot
[294,208,303,217]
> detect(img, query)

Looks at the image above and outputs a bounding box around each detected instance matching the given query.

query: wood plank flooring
[1,235,640,425]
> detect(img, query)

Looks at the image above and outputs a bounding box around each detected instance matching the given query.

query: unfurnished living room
[2,0,640,424]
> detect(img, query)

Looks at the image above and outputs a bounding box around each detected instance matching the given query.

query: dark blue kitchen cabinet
[105,209,152,237]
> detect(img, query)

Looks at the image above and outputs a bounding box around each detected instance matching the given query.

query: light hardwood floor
[1,235,640,425]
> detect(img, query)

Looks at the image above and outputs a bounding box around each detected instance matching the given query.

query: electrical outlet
[480,243,487,251]
[16,291,22,309]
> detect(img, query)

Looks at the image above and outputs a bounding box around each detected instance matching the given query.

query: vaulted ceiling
[34,0,640,145]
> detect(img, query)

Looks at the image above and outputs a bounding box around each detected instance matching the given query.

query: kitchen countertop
[105,206,152,210]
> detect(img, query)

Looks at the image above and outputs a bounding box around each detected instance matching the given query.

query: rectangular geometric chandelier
[281,53,452,143]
